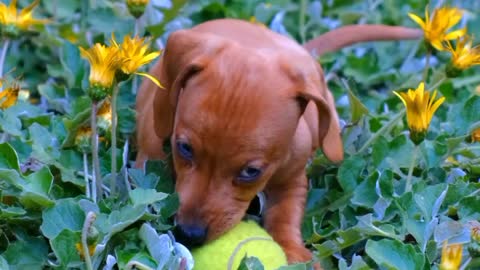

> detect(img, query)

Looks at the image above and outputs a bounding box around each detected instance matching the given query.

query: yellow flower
[97,99,112,131]
[472,223,480,242]
[74,126,92,152]
[394,82,445,144]
[79,43,123,100]
[127,0,149,4]
[0,0,48,36]
[408,6,466,51]
[126,0,149,18]
[75,242,96,259]
[440,241,463,270]
[110,33,162,88]
[472,128,480,143]
[444,35,480,72]
[0,84,19,109]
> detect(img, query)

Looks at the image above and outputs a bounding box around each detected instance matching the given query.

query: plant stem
[131,74,138,94]
[134,19,140,36]
[422,47,431,82]
[429,75,447,91]
[122,139,131,193]
[91,101,102,202]
[405,144,420,193]
[110,85,119,197]
[0,39,10,79]
[357,108,406,154]
[466,186,480,198]
[299,0,307,44]
[83,152,91,199]
[81,212,96,270]
[90,158,96,202]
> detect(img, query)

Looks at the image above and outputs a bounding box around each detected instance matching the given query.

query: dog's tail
[303,24,423,55]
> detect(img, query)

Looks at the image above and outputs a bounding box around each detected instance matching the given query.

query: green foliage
[0,0,479,270]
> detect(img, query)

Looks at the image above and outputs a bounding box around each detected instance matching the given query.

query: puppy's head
[152,29,342,246]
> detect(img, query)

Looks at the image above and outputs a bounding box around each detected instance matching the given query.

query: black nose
[174,224,207,248]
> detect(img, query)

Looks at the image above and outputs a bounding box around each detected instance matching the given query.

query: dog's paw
[285,245,312,263]
[312,262,323,270]
[284,246,323,270]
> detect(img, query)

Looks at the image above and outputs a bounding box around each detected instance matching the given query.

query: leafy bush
[0,0,480,270]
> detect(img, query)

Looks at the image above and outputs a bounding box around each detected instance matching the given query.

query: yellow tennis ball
[191,220,288,270]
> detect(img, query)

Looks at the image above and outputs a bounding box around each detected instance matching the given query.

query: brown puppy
[135,19,421,266]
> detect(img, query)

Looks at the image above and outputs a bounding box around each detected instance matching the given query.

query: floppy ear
[298,87,343,163]
[152,30,227,139]
[286,60,343,163]
[298,87,344,163]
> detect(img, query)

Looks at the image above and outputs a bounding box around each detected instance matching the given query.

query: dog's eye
[176,141,193,160]
[238,166,262,182]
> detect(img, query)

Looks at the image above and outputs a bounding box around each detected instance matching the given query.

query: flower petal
[135,72,164,89]
[408,13,426,29]
[444,28,467,40]
[393,91,408,106]
[430,40,445,51]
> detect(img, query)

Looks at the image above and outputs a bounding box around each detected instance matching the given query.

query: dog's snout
[174,224,208,248]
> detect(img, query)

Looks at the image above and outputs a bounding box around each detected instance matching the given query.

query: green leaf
[95,205,146,237]
[343,53,380,83]
[337,155,366,193]
[0,110,22,137]
[128,168,159,189]
[386,135,415,168]
[118,107,136,135]
[29,123,61,164]
[414,184,447,221]
[365,238,425,270]
[422,140,447,169]
[0,204,26,219]
[314,228,365,258]
[54,149,84,186]
[2,235,48,270]
[61,97,92,148]
[139,223,176,268]
[145,160,175,193]
[458,196,480,221]
[339,254,372,270]
[351,171,379,208]
[0,256,9,270]
[0,143,20,171]
[355,214,398,239]
[129,188,168,207]
[37,83,69,114]
[50,229,82,268]
[372,136,389,167]
[460,95,480,125]
[347,87,369,123]
[124,252,158,269]
[19,167,54,208]
[20,114,52,128]
[154,193,179,220]
[278,262,315,270]
[433,220,469,244]
[237,256,265,270]
[40,198,85,239]
[60,42,83,87]
[42,0,80,19]
[146,0,189,37]
[0,169,24,195]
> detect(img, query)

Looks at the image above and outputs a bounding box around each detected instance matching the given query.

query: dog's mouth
[172,192,266,247]
[245,192,265,218]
